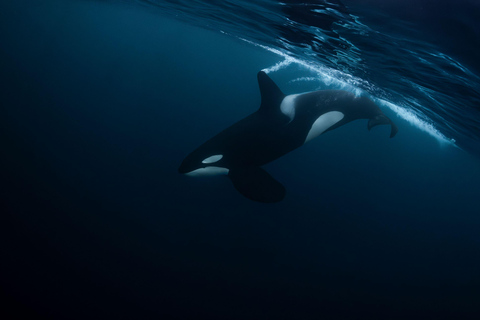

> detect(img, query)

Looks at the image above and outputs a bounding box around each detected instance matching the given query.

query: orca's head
[178,150,229,177]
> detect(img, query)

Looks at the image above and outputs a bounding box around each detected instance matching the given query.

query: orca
[178,71,398,203]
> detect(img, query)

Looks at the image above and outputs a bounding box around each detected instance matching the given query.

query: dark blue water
[1,0,480,319]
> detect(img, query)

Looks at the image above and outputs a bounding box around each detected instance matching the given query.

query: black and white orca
[179,71,398,203]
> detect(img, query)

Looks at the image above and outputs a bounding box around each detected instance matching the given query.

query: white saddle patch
[280,94,300,121]
[202,154,223,164]
[304,111,344,143]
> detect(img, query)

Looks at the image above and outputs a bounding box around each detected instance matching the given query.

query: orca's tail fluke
[368,114,398,138]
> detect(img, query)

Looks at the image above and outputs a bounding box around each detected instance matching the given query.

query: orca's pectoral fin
[228,167,286,203]
[368,115,398,138]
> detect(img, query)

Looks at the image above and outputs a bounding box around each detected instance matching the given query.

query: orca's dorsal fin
[257,71,285,115]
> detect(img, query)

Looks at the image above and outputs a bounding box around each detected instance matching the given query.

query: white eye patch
[202,154,223,164]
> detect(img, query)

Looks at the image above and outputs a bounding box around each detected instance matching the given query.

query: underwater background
[1,0,480,319]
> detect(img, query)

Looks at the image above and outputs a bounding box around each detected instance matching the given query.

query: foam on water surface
[240,38,457,146]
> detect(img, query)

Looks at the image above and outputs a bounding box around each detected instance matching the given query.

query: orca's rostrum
[179,71,398,203]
